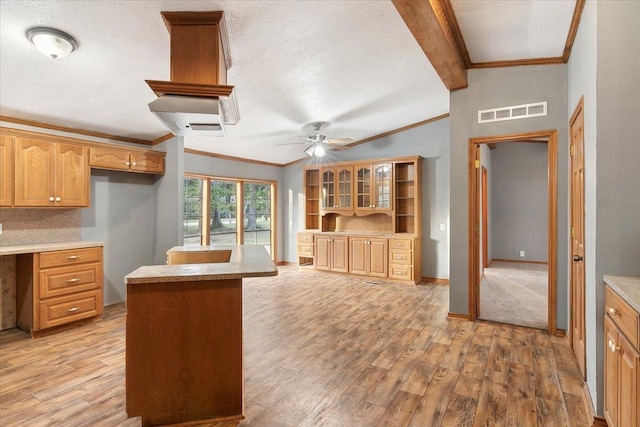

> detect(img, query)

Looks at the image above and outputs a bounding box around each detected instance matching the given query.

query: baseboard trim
[591,416,607,426]
[422,277,450,284]
[491,258,548,265]
[447,312,470,320]
[277,261,297,266]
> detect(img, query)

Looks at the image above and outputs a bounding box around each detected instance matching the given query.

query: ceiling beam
[392,0,468,90]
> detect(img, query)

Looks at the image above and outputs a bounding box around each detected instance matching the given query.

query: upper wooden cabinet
[355,162,392,212]
[321,165,352,212]
[14,137,89,207]
[0,134,14,207]
[90,146,165,174]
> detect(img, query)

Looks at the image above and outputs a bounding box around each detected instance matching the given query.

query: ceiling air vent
[478,102,547,124]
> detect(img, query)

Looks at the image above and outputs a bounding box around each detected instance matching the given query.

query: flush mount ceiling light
[26,27,78,59]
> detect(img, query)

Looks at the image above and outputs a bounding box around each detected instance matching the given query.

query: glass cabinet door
[374,164,392,209]
[356,166,371,208]
[337,167,352,208]
[322,170,335,209]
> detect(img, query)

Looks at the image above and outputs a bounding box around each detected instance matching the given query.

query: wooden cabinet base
[126,278,244,427]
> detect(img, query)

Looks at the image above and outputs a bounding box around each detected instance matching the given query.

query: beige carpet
[479,260,548,329]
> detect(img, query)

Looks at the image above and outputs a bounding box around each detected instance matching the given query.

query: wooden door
[349,238,368,276]
[314,236,331,271]
[56,143,89,207]
[570,100,586,378]
[368,238,388,278]
[373,163,392,210]
[331,237,349,273]
[482,166,489,271]
[0,135,14,207]
[355,165,372,210]
[15,137,55,206]
[618,332,639,427]
[604,317,619,427]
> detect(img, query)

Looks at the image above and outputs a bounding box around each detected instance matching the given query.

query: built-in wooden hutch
[297,156,422,284]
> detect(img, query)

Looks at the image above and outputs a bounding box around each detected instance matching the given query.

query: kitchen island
[125,245,277,427]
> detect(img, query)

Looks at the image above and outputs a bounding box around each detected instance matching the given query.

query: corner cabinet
[300,156,422,284]
[14,136,90,207]
[604,285,639,427]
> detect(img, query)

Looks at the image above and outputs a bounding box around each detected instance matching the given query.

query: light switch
[440,224,446,231]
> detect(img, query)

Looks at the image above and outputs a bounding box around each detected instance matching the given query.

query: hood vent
[146,11,239,137]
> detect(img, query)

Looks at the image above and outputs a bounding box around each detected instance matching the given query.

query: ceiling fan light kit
[26,27,78,59]
[280,122,353,157]
[305,144,326,157]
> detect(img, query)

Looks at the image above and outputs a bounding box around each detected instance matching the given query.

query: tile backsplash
[0,208,81,246]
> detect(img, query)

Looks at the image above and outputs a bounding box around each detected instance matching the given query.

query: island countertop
[125,245,278,284]
[604,275,640,313]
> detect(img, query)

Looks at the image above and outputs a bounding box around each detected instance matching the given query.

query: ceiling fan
[278,123,354,157]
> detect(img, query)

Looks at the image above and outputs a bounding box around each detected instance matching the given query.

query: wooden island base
[126,278,243,426]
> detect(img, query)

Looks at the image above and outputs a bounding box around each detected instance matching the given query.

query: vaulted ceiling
[0,1,582,165]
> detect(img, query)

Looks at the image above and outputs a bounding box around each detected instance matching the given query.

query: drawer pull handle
[608,307,619,316]
[66,278,79,283]
[66,256,80,260]
[67,307,79,313]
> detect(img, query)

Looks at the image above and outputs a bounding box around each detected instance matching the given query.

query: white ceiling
[450,0,576,63]
[0,1,577,165]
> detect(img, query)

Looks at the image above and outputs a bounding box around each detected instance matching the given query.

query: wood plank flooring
[0,266,590,426]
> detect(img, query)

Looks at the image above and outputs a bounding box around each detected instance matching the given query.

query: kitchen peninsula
[124,245,277,427]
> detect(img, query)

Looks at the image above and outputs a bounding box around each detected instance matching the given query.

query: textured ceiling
[0,0,448,165]
[0,1,578,165]
[450,0,576,63]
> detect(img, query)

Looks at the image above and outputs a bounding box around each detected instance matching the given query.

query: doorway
[469,130,558,335]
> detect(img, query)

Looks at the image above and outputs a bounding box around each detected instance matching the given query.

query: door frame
[482,166,489,272]
[468,130,558,335]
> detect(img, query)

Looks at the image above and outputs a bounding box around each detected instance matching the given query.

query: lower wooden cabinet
[604,286,640,427]
[314,235,348,273]
[16,246,104,336]
[349,237,387,278]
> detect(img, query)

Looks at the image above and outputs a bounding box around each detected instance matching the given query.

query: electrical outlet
[520,250,525,257]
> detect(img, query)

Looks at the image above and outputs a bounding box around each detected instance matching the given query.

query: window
[183,175,276,258]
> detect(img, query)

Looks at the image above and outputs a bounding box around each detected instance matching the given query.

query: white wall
[281,117,451,280]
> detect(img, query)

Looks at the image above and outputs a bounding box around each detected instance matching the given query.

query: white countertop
[125,245,278,284]
[0,241,104,256]
[604,275,640,313]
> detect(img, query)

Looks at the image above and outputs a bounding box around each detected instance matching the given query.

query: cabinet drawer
[40,263,101,299]
[39,290,102,330]
[298,243,314,257]
[389,239,412,250]
[40,247,102,268]
[297,233,314,244]
[389,265,413,280]
[606,287,639,348]
[390,249,412,265]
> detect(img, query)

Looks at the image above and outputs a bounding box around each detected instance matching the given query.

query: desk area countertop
[604,275,640,313]
[125,245,278,284]
[0,241,104,256]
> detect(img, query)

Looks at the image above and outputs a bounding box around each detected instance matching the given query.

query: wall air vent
[478,101,547,124]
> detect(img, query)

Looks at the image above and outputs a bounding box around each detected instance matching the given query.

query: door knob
[573,255,583,262]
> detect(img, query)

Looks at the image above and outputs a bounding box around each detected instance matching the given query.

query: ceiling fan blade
[297,136,316,142]
[325,138,354,144]
[327,143,350,151]
[276,142,310,146]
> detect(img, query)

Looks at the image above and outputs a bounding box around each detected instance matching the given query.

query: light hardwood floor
[0,266,590,426]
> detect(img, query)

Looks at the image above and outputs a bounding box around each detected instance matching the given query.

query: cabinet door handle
[132,162,137,166]
[125,161,130,166]
[49,196,55,202]
[66,255,80,260]
[55,197,61,202]
[608,307,619,316]
[66,278,79,283]
[67,307,79,313]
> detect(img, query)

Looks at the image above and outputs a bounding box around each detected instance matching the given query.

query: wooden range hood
[146,11,239,129]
